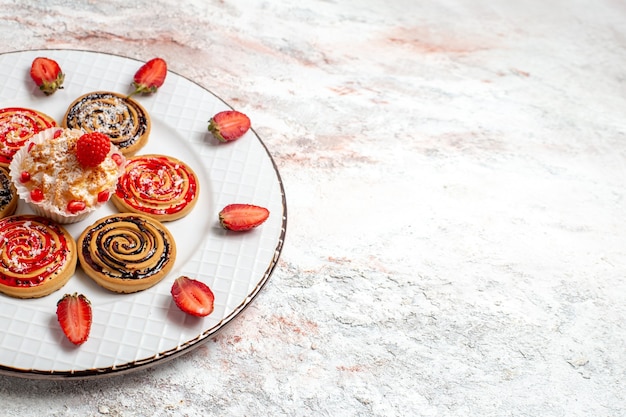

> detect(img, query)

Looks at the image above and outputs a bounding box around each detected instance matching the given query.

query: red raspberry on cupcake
[76,132,111,167]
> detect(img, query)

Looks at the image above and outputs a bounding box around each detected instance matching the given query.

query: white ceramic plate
[0,49,286,379]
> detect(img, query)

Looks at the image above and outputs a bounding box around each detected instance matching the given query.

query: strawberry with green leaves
[30,57,65,95]
[56,293,92,345]
[208,110,251,142]
[171,276,215,317]
[219,203,269,231]
[128,57,167,97]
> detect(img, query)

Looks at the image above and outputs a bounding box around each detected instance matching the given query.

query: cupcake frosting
[9,127,126,222]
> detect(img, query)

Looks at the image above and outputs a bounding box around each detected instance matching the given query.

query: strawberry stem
[127,83,157,98]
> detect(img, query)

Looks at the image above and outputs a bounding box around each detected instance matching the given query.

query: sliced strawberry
[128,57,167,97]
[219,203,269,231]
[171,276,215,317]
[30,57,65,95]
[56,293,92,345]
[208,110,251,142]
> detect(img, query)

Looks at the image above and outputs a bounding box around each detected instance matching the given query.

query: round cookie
[63,91,150,156]
[77,213,176,293]
[0,167,18,218]
[0,107,57,167]
[0,215,77,299]
[112,154,199,222]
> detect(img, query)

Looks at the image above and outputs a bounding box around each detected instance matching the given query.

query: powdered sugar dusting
[64,92,149,154]
[0,114,35,142]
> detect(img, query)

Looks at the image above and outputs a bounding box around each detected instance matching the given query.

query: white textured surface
[0,0,625,416]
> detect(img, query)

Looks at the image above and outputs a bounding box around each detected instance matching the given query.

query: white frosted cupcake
[9,127,126,224]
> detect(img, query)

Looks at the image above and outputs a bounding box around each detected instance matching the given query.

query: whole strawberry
[76,132,111,167]
[30,57,65,95]
[219,203,269,231]
[56,293,92,345]
[208,110,251,142]
[128,57,167,97]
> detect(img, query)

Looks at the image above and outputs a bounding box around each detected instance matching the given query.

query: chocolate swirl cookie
[63,91,150,156]
[0,215,77,299]
[0,107,57,167]
[0,167,17,218]
[77,213,176,293]
[112,154,199,222]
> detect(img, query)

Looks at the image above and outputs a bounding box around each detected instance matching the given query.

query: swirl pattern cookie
[0,215,77,299]
[0,107,57,167]
[0,168,17,218]
[77,213,176,293]
[112,154,199,222]
[63,91,150,156]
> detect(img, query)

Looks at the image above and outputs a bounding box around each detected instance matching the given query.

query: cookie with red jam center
[112,154,199,222]
[0,215,77,299]
[0,107,57,167]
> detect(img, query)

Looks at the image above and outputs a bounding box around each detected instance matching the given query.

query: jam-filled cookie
[112,154,199,222]
[0,107,57,167]
[77,213,176,293]
[0,215,77,299]
[63,91,151,156]
[0,167,17,218]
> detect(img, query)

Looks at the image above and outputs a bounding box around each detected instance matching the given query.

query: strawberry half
[219,203,269,231]
[30,57,65,95]
[128,57,167,97]
[56,293,92,345]
[208,110,251,142]
[171,276,215,317]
